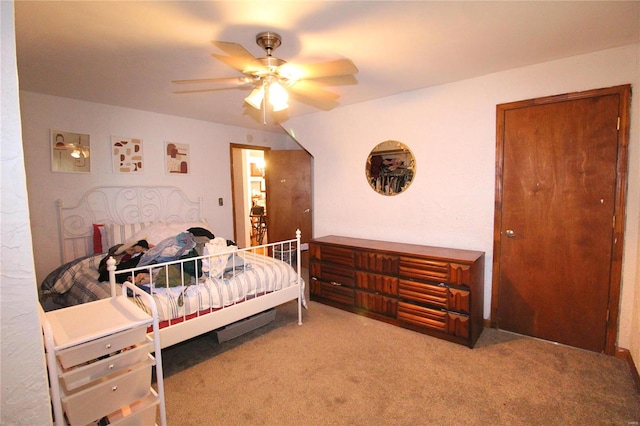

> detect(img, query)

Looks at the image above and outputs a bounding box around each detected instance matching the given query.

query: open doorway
[230,144,270,248]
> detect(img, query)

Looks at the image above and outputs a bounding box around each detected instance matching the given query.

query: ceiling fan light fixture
[268,81,289,111]
[271,100,289,112]
[245,86,265,109]
[277,64,302,85]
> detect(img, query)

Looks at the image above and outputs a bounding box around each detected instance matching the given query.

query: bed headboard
[58,186,203,263]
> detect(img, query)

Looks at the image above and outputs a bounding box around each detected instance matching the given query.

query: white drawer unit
[40,283,166,426]
[59,342,151,393]
[56,326,148,370]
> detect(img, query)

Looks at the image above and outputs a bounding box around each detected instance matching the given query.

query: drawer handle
[108,364,115,370]
[111,386,118,392]
[105,343,112,349]
[330,281,342,286]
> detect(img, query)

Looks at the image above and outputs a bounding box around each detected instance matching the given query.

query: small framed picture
[111,136,143,173]
[51,130,91,173]
[165,142,190,174]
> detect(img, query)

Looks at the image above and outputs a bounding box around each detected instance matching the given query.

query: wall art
[111,136,143,173]
[165,142,190,174]
[51,130,91,173]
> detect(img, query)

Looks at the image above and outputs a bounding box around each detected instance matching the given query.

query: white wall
[284,44,640,354]
[20,92,294,282]
[1,1,52,424]
[7,26,638,424]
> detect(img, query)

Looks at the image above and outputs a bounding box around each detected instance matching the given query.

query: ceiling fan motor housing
[249,32,288,79]
[256,32,282,55]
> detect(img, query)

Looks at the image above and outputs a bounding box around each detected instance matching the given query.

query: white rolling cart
[40,280,166,425]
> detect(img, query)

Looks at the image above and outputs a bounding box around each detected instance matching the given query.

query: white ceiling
[14,1,640,132]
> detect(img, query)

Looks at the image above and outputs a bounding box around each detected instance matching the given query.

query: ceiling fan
[172,31,358,120]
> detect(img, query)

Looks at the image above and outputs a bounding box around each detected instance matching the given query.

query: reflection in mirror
[366,140,415,196]
[51,130,91,173]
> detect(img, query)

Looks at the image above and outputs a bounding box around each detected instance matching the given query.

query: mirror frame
[365,140,415,196]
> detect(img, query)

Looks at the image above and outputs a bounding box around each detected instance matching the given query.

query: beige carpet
[159,272,640,425]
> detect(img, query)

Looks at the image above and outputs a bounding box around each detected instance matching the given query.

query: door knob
[505,229,515,238]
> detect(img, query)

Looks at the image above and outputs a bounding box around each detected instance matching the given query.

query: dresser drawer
[61,357,153,425]
[59,341,151,392]
[398,280,470,314]
[355,271,398,296]
[355,291,397,317]
[310,262,355,287]
[57,325,147,369]
[448,312,470,339]
[310,278,354,306]
[448,288,471,315]
[354,251,399,274]
[397,302,447,332]
[397,302,470,338]
[310,244,355,267]
[399,257,449,283]
[107,389,160,426]
[399,280,448,308]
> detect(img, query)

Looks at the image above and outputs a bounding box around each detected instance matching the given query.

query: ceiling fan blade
[289,92,339,111]
[304,74,358,87]
[211,41,256,61]
[211,41,257,72]
[289,80,340,100]
[173,85,252,94]
[292,59,359,80]
[288,81,341,111]
[172,77,252,85]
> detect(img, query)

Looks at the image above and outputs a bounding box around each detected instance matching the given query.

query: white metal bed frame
[55,186,304,350]
[107,233,304,349]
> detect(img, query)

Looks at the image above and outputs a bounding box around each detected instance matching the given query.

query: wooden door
[491,85,630,354]
[265,149,312,244]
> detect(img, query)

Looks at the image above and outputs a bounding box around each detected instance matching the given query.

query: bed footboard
[108,230,304,349]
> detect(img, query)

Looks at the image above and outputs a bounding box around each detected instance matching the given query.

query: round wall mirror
[365,140,416,196]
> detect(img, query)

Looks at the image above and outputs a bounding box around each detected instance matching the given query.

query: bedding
[42,219,214,306]
[127,251,303,322]
[41,223,304,323]
[93,220,215,253]
[41,254,110,307]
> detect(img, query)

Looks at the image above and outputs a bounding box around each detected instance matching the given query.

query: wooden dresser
[309,235,485,348]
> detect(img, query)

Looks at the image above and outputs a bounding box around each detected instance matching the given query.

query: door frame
[490,85,631,355]
[229,143,270,246]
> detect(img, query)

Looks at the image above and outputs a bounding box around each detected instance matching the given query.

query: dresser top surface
[311,235,484,262]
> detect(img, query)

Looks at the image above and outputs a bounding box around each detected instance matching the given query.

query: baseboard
[615,347,640,393]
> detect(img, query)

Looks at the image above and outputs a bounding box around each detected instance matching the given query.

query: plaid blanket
[40,254,112,309]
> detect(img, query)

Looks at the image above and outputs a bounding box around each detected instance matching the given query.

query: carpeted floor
[158,271,640,425]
